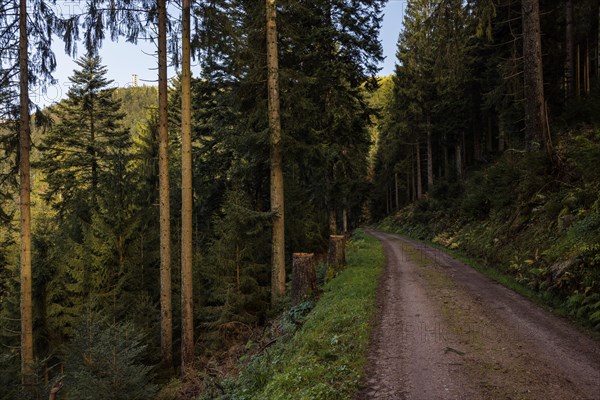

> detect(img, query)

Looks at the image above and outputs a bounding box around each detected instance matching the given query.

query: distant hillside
[113,85,158,135]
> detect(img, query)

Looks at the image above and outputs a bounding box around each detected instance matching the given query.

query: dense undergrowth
[379,129,600,331]
[160,229,384,399]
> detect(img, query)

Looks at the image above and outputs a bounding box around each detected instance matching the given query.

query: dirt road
[358,230,600,400]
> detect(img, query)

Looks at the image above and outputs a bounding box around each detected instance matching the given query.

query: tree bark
[157,0,172,371]
[426,126,433,190]
[522,0,553,156]
[329,209,337,235]
[411,153,416,201]
[455,143,463,179]
[385,185,390,213]
[19,0,33,388]
[577,44,581,98]
[394,172,399,210]
[565,0,574,99]
[181,0,194,375]
[291,253,317,305]
[266,0,286,303]
[342,208,348,233]
[486,117,493,153]
[415,143,422,199]
[327,235,346,275]
[586,41,590,95]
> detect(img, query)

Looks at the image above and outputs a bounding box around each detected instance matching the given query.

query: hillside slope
[380,130,600,331]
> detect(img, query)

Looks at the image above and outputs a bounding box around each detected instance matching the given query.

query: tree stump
[291,253,317,305]
[327,235,346,276]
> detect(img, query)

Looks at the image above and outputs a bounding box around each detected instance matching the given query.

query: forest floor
[357,230,600,400]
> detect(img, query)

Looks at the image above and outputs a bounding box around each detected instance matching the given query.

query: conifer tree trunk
[444,141,450,178]
[565,0,574,98]
[394,172,399,210]
[577,44,581,98]
[585,42,590,95]
[181,0,194,374]
[157,0,173,371]
[522,0,553,156]
[486,118,493,153]
[455,143,463,178]
[329,209,337,235]
[266,0,286,303]
[415,143,422,199]
[327,235,346,274]
[426,124,433,190]
[19,0,33,387]
[411,153,416,201]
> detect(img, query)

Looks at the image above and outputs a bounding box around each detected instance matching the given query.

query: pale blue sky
[33,1,405,106]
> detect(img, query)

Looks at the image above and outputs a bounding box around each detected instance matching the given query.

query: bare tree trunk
[266,0,286,303]
[426,127,433,190]
[565,0,574,99]
[342,208,348,233]
[327,235,346,275]
[455,144,463,179]
[394,172,399,210]
[498,123,505,152]
[415,143,422,199]
[385,184,389,214]
[411,153,416,201]
[586,41,590,95]
[181,0,194,374]
[329,209,337,235]
[157,0,172,371]
[19,0,33,389]
[522,0,553,156]
[486,117,493,153]
[577,44,581,98]
[291,253,317,305]
[443,134,450,178]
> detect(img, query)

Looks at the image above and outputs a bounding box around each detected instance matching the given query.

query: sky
[33,1,406,107]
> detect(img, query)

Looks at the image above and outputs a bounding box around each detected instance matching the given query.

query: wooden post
[327,235,346,275]
[291,253,317,305]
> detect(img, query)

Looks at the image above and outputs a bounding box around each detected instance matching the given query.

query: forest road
[356,230,600,400]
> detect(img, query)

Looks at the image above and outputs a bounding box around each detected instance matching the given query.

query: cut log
[291,253,317,305]
[327,235,346,275]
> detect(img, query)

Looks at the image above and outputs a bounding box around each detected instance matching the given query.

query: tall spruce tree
[39,55,132,327]
[40,54,129,220]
